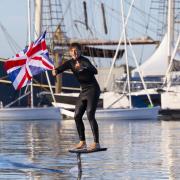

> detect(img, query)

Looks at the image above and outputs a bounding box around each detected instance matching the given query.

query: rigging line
[123,13,159,35]
[55,2,69,49]
[127,11,161,34]
[95,0,159,36]
[66,1,155,41]
[94,0,132,22]
[87,0,106,40]
[74,23,83,38]
[69,1,93,39]
[74,20,93,36]
[89,0,104,66]
[73,1,149,40]
[97,0,165,32]
[4,37,17,54]
[59,1,72,40]
[68,1,76,37]
[90,0,99,39]
[0,22,21,49]
[73,19,88,39]
[59,0,72,25]
[73,22,98,66]
[94,0,122,26]
[47,0,54,45]
[162,34,180,90]
[79,2,93,38]
[0,23,21,53]
[98,0,108,35]
[74,0,85,37]
[125,15,159,35]
[95,0,121,16]
[138,0,154,65]
[104,0,135,91]
[121,0,131,108]
[108,0,114,39]
[128,38,153,106]
[55,0,59,20]
[125,0,167,30]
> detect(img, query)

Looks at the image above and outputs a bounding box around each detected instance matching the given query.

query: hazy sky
[0,0,28,58]
[0,0,157,65]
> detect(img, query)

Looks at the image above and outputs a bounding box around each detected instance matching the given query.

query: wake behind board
[69,147,107,154]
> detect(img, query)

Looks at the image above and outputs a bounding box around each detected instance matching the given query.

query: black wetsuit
[55,55,100,143]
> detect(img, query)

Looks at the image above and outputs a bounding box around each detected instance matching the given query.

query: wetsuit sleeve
[55,61,71,75]
[81,59,98,75]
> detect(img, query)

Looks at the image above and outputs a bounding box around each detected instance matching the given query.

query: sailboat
[92,0,160,120]
[130,0,180,119]
[0,0,162,120]
[0,0,61,121]
[46,0,160,120]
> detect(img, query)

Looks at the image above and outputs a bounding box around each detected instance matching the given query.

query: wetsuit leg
[74,98,87,141]
[86,88,100,143]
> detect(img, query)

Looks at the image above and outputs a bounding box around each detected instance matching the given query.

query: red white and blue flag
[4,31,54,90]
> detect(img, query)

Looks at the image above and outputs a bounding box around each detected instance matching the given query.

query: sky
[0,0,158,66]
[0,0,27,58]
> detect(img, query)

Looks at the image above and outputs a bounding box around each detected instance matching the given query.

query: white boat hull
[95,106,160,120]
[52,101,159,120]
[0,107,61,121]
[61,106,159,120]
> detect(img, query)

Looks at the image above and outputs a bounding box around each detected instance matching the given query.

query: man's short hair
[69,43,81,51]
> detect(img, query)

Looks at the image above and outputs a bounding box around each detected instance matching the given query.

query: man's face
[69,47,81,60]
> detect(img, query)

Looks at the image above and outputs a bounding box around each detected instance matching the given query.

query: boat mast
[34,0,42,39]
[165,0,174,87]
[167,0,174,65]
[120,0,132,108]
[27,0,34,108]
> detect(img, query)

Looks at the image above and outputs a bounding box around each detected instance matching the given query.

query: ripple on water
[0,118,179,179]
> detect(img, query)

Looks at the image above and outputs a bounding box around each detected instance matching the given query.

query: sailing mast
[163,0,175,87]
[167,0,174,65]
[34,0,42,39]
[27,0,34,108]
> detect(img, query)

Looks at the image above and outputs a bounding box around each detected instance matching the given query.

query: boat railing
[114,78,180,93]
[4,92,30,108]
[114,80,163,92]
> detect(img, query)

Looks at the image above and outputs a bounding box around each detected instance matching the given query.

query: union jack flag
[4,31,54,90]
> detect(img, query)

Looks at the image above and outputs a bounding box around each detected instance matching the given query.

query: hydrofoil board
[69,147,107,154]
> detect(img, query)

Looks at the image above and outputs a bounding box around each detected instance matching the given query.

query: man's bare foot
[75,141,87,149]
[88,142,100,151]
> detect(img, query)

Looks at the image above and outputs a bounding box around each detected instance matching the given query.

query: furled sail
[132,33,180,77]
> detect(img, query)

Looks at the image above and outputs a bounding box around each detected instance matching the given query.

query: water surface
[0,118,179,179]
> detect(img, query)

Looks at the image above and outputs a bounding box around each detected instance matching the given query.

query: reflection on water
[0,118,180,179]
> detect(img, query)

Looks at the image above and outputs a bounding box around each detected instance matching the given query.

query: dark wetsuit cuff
[54,68,58,75]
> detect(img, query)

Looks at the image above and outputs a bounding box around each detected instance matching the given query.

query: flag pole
[45,71,56,103]
[27,0,34,108]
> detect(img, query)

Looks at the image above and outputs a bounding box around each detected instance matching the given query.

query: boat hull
[95,106,160,120]
[0,107,61,121]
[53,102,159,120]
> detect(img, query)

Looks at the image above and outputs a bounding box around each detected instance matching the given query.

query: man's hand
[75,61,81,70]
[52,69,57,76]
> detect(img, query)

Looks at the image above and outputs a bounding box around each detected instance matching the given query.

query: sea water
[0,118,179,179]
